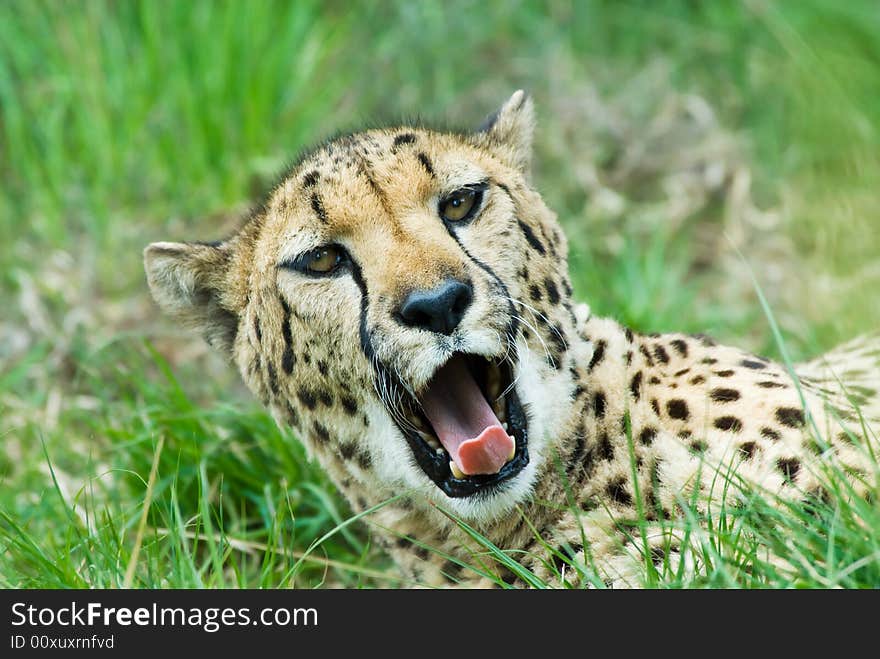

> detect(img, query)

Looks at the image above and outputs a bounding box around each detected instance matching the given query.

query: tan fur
[144,92,880,587]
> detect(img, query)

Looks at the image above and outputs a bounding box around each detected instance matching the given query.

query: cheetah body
[145,92,880,587]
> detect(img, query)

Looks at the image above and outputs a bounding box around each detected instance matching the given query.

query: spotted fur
[145,92,880,587]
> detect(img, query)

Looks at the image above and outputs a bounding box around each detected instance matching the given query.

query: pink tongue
[418,356,514,476]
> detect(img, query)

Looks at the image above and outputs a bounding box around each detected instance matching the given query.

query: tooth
[436,447,445,455]
[507,439,516,461]
[502,422,508,431]
[450,461,466,479]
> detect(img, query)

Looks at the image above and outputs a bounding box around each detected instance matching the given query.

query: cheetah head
[144,92,582,523]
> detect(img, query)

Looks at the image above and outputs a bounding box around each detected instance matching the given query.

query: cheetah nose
[397,278,473,336]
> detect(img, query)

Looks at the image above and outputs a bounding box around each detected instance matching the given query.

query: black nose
[398,278,473,335]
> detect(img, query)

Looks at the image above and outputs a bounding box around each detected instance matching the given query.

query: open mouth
[390,353,529,498]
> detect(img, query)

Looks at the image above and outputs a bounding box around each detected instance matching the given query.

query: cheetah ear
[144,241,238,356]
[476,89,535,173]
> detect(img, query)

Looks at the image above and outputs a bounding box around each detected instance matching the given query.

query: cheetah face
[144,92,577,522]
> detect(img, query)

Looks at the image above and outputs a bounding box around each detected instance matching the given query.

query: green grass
[1,0,879,588]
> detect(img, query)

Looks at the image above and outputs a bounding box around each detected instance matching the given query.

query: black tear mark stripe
[442,228,521,345]
[348,259,374,361]
[417,152,435,177]
[311,192,328,223]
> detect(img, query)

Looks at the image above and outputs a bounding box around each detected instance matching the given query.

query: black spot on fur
[357,451,372,470]
[710,388,741,403]
[630,371,643,400]
[639,345,655,367]
[670,339,689,357]
[625,350,633,366]
[281,348,295,375]
[777,457,801,482]
[625,328,634,343]
[739,441,757,459]
[312,421,331,443]
[690,375,706,385]
[391,132,417,151]
[649,376,660,385]
[653,344,670,364]
[837,430,857,445]
[442,560,464,580]
[713,369,735,378]
[757,380,785,389]
[606,477,633,507]
[339,442,357,460]
[740,359,766,370]
[593,391,607,418]
[284,402,300,428]
[598,432,614,461]
[318,390,333,407]
[639,426,657,446]
[528,284,542,302]
[551,543,584,573]
[417,152,435,176]
[588,340,607,370]
[651,399,661,415]
[650,546,667,567]
[674,368,690,377]
[701,357,718,365]
[714,416,743,432]
[692,333,718,347]
[760,427,781,441]
[253,316,262,343]
[570,492,598,518]
[805,438,826,455]
[776,407,805,428]
[266,361,279,395]
[689,439,708,455]
[302,170,319,188]
[297,388,317,410]
[544,277,560,304]
[340,394,358,416]
[548,323,568,361]
[517,220,546,255]
[567,431,587,478]
[667,399,690,420]
[310,193,328,222]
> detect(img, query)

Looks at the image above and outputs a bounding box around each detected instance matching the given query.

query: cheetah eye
[439,185,484,224]
[288,245,346,275]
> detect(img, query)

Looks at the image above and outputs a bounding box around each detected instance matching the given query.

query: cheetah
[144,91,880,587]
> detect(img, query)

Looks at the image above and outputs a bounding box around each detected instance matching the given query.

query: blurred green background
[1,0,878,587]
